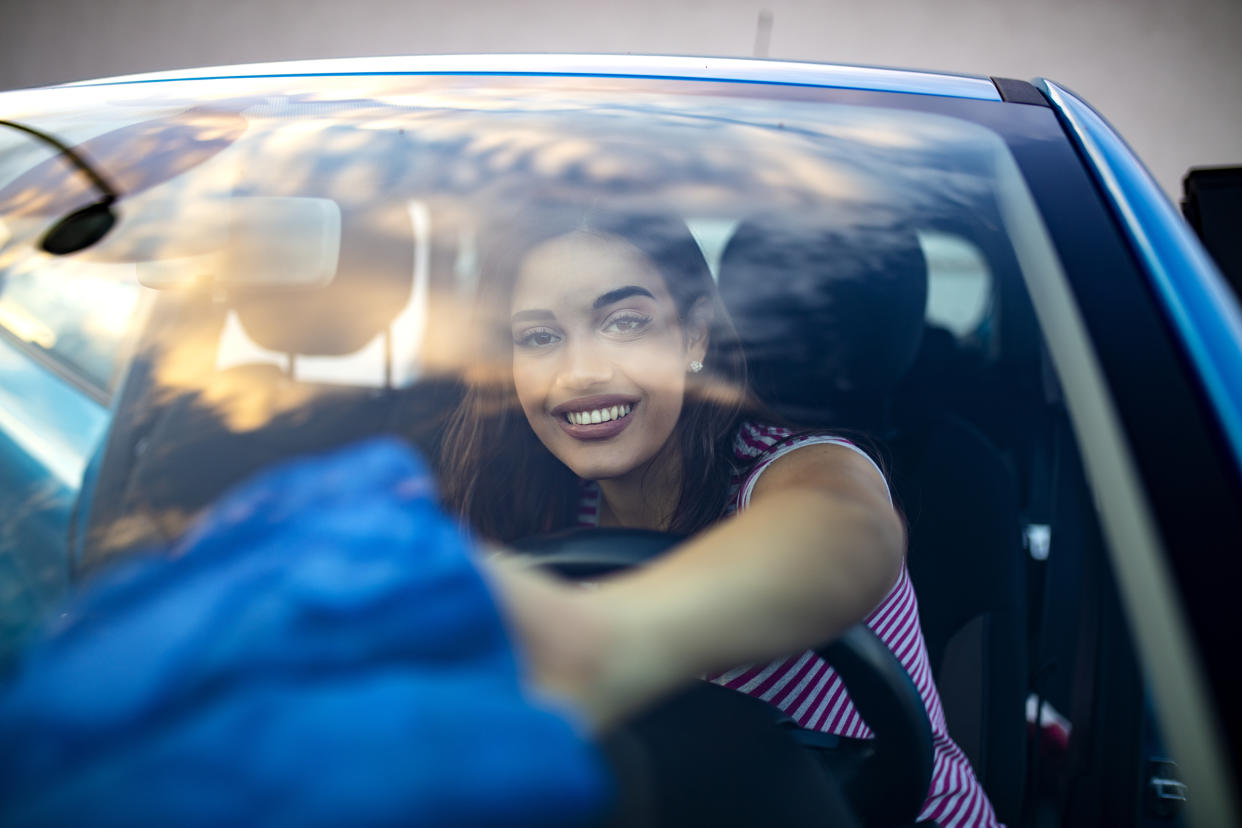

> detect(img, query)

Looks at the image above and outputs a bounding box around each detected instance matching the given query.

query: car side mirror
[1182,166,1242,304]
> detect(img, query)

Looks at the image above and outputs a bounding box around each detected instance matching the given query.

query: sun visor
[136,196,341,290]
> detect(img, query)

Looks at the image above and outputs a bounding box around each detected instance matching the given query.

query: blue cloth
[0,438,608,827]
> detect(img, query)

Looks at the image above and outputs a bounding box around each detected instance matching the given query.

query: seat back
[718,214,1027,824]
[76,201,459,574]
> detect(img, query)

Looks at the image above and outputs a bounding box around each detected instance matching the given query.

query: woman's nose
[556,341,614,389]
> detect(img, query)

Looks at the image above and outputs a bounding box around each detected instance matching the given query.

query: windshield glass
[0,74,1061,659]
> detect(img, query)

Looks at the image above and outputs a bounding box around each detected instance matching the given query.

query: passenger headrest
[230,203,415,356]
[718,217,927,428]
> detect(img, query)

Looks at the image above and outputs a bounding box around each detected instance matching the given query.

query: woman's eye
[602,312,653,336]
[515,327,562,348]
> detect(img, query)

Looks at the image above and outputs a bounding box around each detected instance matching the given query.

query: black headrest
[231,203,415,356]
[718,217,928,429]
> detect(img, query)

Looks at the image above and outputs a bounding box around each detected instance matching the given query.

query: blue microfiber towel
[0,438,609,827]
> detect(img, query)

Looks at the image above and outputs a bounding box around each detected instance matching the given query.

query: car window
[0,258,143,395]
[919,230,991,340]
[685,217,740,280]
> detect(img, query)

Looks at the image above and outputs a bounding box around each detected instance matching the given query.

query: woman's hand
[479,558,627,730]
[482,553,703,732]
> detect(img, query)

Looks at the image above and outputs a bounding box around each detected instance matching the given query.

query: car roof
[40,54,1003,101]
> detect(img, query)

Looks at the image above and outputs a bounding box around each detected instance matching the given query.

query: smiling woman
[438,204,1001,826]
[440,207,749,540]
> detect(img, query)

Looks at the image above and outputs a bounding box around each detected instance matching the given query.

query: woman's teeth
[565,404,632,425]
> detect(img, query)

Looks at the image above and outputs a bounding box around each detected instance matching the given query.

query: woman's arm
[484,443,904,730]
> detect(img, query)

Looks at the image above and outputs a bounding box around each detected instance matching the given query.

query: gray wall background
[1,0,1239,199]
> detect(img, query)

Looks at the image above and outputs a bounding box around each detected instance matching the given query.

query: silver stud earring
[689,360,703,374]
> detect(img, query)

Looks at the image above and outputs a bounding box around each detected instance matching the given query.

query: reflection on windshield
[0,75,1040,627]
[0,109,245,221]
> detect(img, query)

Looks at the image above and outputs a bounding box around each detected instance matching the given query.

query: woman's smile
[551,395,639,440]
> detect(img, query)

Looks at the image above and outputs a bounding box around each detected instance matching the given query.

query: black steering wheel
[512,527,934,828]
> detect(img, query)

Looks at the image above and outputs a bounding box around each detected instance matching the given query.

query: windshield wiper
[0,118,120,255]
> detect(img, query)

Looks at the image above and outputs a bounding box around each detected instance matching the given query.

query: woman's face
[509,230,708,482]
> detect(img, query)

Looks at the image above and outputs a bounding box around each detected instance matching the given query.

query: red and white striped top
[577,421,1000,828]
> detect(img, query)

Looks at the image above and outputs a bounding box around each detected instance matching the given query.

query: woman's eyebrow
[511,309,555,324]
[592,285,655,309]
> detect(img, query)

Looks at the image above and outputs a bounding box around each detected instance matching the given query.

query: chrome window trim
[41,54,1000,101]
[1039,79,1242,473]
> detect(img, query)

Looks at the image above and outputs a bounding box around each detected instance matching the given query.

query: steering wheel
[512,527,934,828]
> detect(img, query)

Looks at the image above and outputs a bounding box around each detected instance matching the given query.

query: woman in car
[440,207,998,828]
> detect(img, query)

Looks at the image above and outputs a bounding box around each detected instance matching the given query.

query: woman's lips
[552,396,638,441]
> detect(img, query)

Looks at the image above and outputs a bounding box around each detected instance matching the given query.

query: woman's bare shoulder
[749,440,893,513]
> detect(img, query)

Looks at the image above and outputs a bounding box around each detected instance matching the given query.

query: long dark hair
[439,205,751,543]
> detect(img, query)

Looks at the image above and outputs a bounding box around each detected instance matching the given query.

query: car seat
[75,200,460,576]
[717,215,1028,824]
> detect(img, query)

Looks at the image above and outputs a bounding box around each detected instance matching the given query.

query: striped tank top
[577,421,1000,828]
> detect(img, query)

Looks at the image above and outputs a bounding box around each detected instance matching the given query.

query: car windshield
[0,73,1063,654]
[15,65,1232,828]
